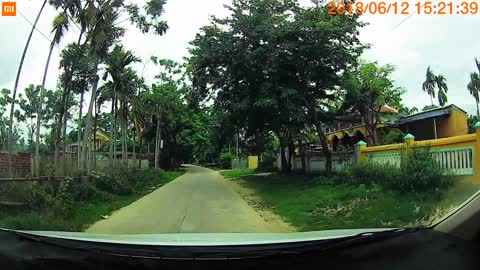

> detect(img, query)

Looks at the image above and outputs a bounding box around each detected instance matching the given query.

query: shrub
[337,147,451,193]
[337,162,398,188]
[90,170,134,195]
[381,128,405,145]
[220,152,235,169]
[23,182,55,210]
[397,147,452,192]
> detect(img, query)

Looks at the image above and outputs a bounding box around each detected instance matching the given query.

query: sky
[0,0,479,119]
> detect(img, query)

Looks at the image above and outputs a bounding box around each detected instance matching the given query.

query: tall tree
[342,62,404,145]
[467,58,480,117]
[435,74,448,106]
[422,66,436,106]
[35,11,70,176]
[99,45,141,167]
[190,0,366,173]
[81,0,126,173]
[7,0,48,177]
[422,66,448,107]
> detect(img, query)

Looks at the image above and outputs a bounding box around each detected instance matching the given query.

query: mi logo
[2,2,16,16]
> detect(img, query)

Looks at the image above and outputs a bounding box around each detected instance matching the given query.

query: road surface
[86,165,274,234]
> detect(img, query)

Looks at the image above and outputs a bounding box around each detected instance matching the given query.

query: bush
[397,147,452,192]
[337,162,398,188]
[381,128,405,145]
[220,152,235,169]
[337,147,451,193]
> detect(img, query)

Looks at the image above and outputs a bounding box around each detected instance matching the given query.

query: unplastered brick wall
[0,151,32,178]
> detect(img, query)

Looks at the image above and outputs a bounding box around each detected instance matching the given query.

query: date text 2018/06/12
[327,1,480,15]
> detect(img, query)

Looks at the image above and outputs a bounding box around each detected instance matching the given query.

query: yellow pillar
[355,140,367,165]
[403,133,415,148]
[474,122,480,178]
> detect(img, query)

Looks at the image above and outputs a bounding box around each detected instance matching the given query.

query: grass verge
[0,170,184,231]
[229,174,480,232]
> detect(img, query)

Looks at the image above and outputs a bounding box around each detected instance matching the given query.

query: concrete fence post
[474,122,480,177]
[354,141,367,165]
[403,133,415,148]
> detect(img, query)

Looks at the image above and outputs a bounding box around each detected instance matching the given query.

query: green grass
[221,168,258,178]
[231,174,480,232]
[0,170,184,231]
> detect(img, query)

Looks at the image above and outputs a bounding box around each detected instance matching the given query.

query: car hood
[9,228,394,246]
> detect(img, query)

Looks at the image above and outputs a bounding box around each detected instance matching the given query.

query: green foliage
[342,62,405,144]
[190,0,367,156]
[398,147,452,192]
[337,147,452,192]
[422,67,448,106]
[468,115,479,133]
[90,169,134,195]
[381,128,405,145]
[220,152,235,169]
[221,168,256,178]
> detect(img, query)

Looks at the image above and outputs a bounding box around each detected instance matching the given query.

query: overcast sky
[1,0,479,117]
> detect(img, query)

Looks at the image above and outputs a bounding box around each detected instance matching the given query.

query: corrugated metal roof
[397,104,461,125]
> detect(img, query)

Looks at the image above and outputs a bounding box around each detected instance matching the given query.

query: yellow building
[325,104,468,150]
[397,105,468,141]
[65,130,112,158]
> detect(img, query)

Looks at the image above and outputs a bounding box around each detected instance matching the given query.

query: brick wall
[0,151,32,178]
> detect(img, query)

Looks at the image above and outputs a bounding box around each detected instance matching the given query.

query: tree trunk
[132,128,136,170]
[8,0,47,177]
[82,61,100,174]
[77,91,84,168]
[109,97,115,168]
[123,107,128,166]
[476,100,479,118]
[138,140,142,169]
[280,146,287,173]
[315,124,332,175]
[62,92,70,176]
[154,111,161,169]
[113,99,118,163]
[54,90,68,171]
[93,99,98,170]
[35,42,54,177]
[298,140,306,174]
[287,140,294,172]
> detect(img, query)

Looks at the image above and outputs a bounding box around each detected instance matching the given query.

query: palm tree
[467,58,480,118]
[81,0,125,173]
[435,74,448,106]
[422,67,449,139]
[35,12,69,177]
[100,45,141,167]
[422,66,449,107]
[7,0,47,177]
[422,66,436,106]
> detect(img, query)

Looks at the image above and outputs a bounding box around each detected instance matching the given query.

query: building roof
[397,104,466,125]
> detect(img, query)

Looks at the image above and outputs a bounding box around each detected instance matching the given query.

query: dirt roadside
[226,178,297,233]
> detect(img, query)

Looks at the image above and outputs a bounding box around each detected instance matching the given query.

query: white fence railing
[367,153,401,167]
[367,147,474,176]
[332,159,351,172]
[432,148,474,176]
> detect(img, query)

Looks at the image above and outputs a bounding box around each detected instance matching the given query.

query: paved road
[86,165,273,234]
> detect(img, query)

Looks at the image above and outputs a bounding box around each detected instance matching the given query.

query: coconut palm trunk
[476,100,479,118]
[82,60,100,173]
[8,0,47,177]
[62,94,70,176]
[155,109,162,169]
[77,91,84,168]
[35,42,54,177]
[109,97,115,168]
